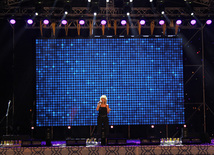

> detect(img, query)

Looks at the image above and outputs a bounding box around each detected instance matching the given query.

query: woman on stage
[96,95,111,141]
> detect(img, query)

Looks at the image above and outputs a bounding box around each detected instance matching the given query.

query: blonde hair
[100,95,107,101]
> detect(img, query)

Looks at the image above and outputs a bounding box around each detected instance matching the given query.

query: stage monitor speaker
[140,138,160,145]
[107,138,117,145]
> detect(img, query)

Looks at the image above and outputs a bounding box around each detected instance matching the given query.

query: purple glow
[140,20,146,25]
[101,20,107,25]
[79,20,85,25]
[10,19,16,25]
[61,20,67,25]
[206,19,212,25]
[159,20,165,25]
[176,20,182,25]
[27,19,33,25]
[121,20,127,25]
[43,19,49,25]
[190,19,196,25]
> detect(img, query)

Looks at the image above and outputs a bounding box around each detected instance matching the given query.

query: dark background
[0,0,214,140]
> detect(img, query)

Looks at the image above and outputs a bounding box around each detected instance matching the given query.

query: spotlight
[111,125,114,128]
[191,12,194,16]
[68,126,71,129]
[127,12,130,16]
[94,12,97,16]
[161,11,164,14]
[106,0,109,2]
[88,0,91,2]
[35,12,39,16]
[140,20,146,25]
[79,20,85,25]
[61,20,67,25]
[27,19,33,25]
[151,125,155,128]
[64,11,68,15]
[101,20,107,25]
[159,20,165,25]
[176,20,182,25]
[130,0,133,2]
[31,126,34,130]
[184,124,187,128]
[206,19,212,25]
[190,19,196,25]
[121,20,127,25]
[150,0,153,2]
[10,19,16,25]
[43,19,49,25]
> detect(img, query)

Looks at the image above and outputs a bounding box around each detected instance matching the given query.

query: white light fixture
[94,12,97,16]
[64,11,68,15]
[127,12,130,16]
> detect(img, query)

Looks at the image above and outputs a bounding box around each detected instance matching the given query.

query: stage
[0,145,214,155]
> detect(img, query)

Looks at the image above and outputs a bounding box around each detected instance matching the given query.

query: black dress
[97,105,109,138]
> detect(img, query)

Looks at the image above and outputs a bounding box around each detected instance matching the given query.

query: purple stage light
[190,19,196,25]
[159,20,165,25]
[43,19,49,25]
[206,19,212,25]
[121,20,127,25]
[101,20,107,25]
[27,19,33,25]
[79,20,85,25]
[61,20,67,25]
[176,20,182,25]
[10,19,16,25]
[140,20,146,25]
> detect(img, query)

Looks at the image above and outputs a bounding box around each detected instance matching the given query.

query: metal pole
[201,24,206,134]
[128,125,130,138]
[166,125,168,138]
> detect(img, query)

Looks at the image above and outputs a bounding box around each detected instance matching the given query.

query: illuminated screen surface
[36,38,184,126]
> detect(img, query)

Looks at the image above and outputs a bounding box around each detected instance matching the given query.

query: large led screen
[36,38,184,126]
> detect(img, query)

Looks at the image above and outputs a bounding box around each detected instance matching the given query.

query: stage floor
[0,145,214,155]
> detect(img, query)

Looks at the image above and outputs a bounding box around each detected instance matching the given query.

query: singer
[96,95,111,141]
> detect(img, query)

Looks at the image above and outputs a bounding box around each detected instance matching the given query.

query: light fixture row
[9,19,213,26]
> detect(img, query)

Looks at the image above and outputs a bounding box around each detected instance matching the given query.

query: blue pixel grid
[36,38,184,126]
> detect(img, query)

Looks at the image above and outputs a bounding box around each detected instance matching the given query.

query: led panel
[36,38,184,126]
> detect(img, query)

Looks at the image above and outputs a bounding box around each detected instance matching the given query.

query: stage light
[127,12,130,16]
[151,125,155,128]
[31,126,34,130]
[43,19,49,25]
[27,19,33,25]
[130,0,133,2]
[88,0,91,2]
[161,11,164,14]
[140,20,146,25]
[61,20,67,25]
[94,12,97,16]
[106,0,109,2]
[64,11,68,15]
[121,20,127,25]
[35,12,39,16]
[150,0,153,2]
[206,19,212,25]
[190,19,196,25]
[111,125,114,128]
[68,126,71,129]
[79,20,85,25]
[159,20,165,25]
[191,12,194,16]
[101,20,107,25]
[184,124,187,128]
[10,19,16,25]
[176,20,182,25]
